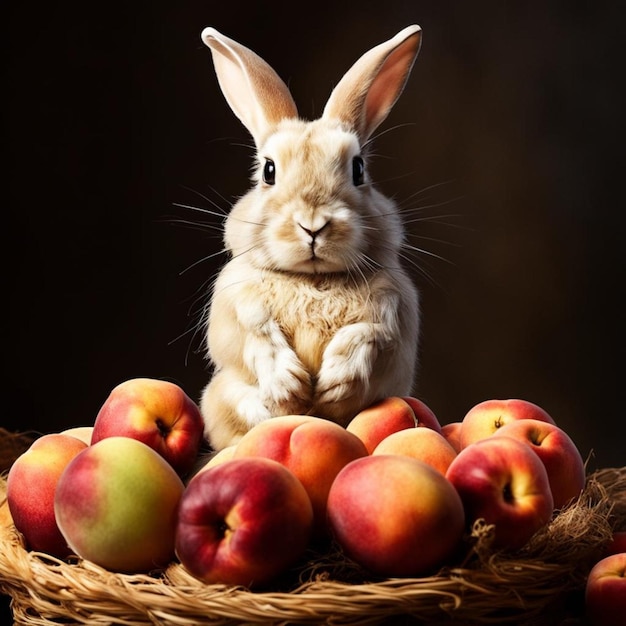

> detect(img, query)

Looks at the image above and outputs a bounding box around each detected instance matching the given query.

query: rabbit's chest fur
[261,272,374,372]
[209,262,384,376]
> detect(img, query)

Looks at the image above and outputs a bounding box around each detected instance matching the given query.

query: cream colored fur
[199,26,422,449]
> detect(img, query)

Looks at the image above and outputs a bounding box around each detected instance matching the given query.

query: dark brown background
[5,0,624,477]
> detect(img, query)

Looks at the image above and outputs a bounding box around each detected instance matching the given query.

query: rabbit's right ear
[323,25,421,143]
[201,28,298,146]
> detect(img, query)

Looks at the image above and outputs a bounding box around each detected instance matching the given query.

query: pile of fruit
[5,378,625,625]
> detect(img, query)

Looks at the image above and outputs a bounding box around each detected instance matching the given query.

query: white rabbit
[199,25,422,450]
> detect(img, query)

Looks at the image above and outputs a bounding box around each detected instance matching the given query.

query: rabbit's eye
[352,156,364,186]
[262,159,276,185]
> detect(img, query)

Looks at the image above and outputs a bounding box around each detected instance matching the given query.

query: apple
[60,426,94,445]
[175,457,313,587]
[372,427,457,475]
[441,422,463,453]
[585,552,626,626]
[54,436,185,573]
[491,418,586,509]
[327,454,465,577]
[6,433,88,557]
[232,415,367,534]
[91,378,205,476]
[346,396,440,455]
[445,436,554,550]
[459,398,556,449]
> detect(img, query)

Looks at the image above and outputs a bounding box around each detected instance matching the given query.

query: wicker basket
[1,429,624,625]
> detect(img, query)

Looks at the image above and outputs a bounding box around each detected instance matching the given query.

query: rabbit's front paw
[315,323,377,404]
[258,348,313,412]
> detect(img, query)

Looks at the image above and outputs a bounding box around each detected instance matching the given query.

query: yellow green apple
[6,433,88,557]
[91,378,205,476]
[175,457,313,587]
[54,436,185,572]
[326,454,465,577]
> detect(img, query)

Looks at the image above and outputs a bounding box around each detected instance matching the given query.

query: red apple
[232,415,367,534]
[459,398,556,449]
[585,552,626,626]
[372,427,457,475]
[54,437,185,572]
[445,436,554,550]
[175,457,313,587]
[6,434,88,557]
[491,418,586,509]
[91,378,205,476]
[441,422,463,453]
[327,454,465,577]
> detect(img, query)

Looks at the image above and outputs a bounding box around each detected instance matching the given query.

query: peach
[176,457,313,587]
[401,396,442,432]
[372,427,457,475]
[54,437,185,572]
[446,436,554,550]
[491,418,586,509]
[59,426,93,445]
[327,454,465,577]
[441,421,463,453]
[91,378,205,476]
[459,398,556,449]
[232,415,367,534]
[6,434,88,557]
[346,396,439,454]
[585,552,626,626]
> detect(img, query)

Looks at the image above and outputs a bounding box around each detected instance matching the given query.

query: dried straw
[1,429,624,626]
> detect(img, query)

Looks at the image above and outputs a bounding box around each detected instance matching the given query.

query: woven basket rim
[1,448,624,625]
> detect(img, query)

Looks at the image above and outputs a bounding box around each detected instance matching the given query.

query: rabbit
[198,25,423,450]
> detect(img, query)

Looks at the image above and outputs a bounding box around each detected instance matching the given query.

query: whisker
[398,198,465,217]
[362,122,416,150]
[172,202,228,221]
[162,217,224,234]
[179,249,228,275]
[178,185,231,214]
[397,180,457,203]
[401,242,455,265]
[405,233,461,248]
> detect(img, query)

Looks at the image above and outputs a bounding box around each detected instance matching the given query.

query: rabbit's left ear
[201,28,298,146]
[323,25,421,143]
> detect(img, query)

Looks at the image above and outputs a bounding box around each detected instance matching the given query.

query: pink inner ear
[363,36,420,137]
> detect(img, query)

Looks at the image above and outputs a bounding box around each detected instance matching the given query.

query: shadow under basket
[1,428,624,625]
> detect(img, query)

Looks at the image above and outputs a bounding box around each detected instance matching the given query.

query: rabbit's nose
[298,221,330,241]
